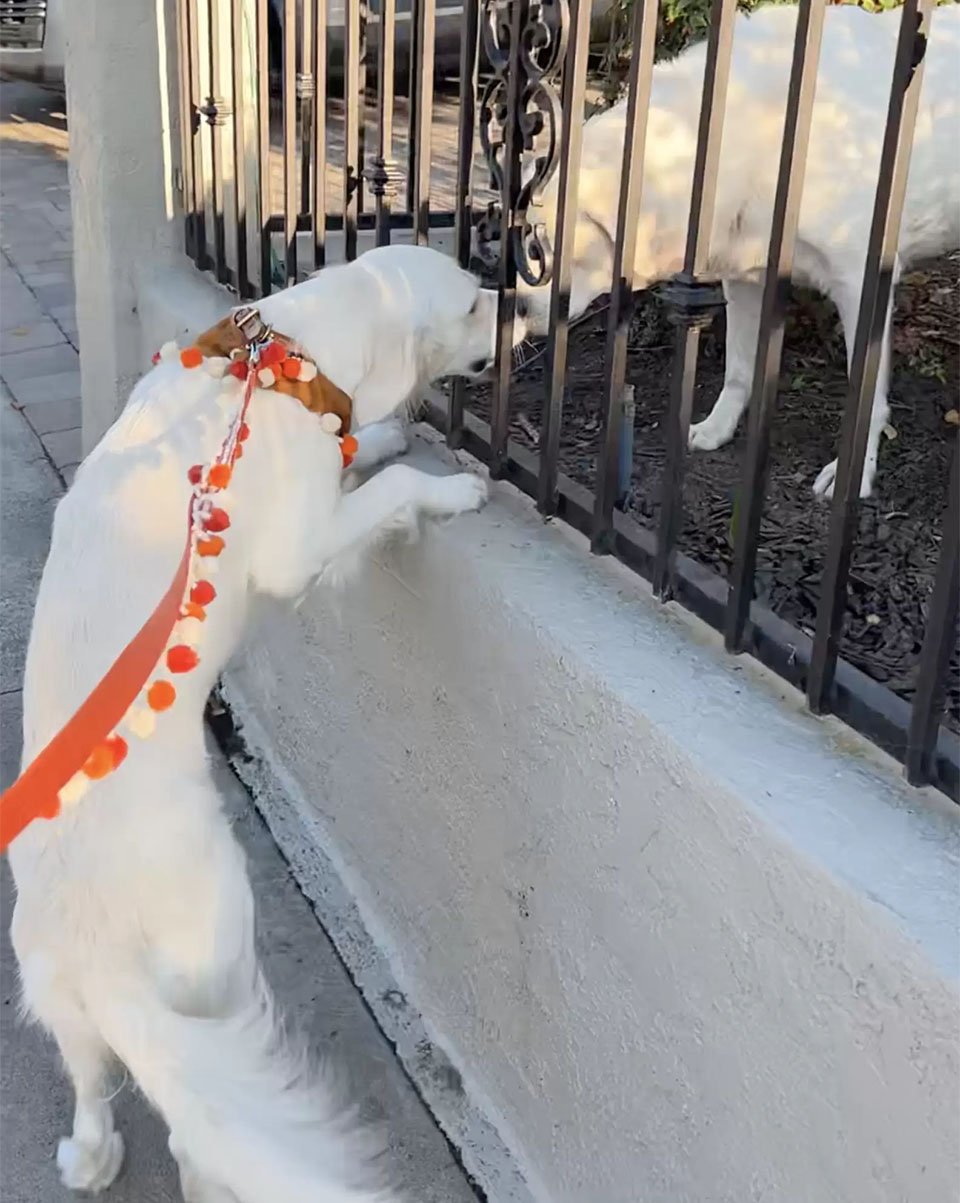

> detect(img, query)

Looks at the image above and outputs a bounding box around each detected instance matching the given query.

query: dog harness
[0,307,357,851]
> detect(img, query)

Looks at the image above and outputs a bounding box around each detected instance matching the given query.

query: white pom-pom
[258,367,276,388]
[179,624,203,649]
[205,357,228,379]
[299,361,318,382]
[203,557,219,576]
[158,340,178,362]
[60,772,91,808]
[319,412,342,434]
[127,707,157,739]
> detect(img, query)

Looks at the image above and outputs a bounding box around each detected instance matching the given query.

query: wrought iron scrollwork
[478,0,569,286]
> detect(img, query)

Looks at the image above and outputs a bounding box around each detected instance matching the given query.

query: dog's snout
[515,296,528,319]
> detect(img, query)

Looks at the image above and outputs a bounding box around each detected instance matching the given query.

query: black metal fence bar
[282,0,298,283]
[906,442,959,786]
[725,0,826,652]
[204,0,229,283]
[177,0,200,264]
[449,0,482,447]
[343,0,362,261]
[188,0,208,269]
[371,0,398,247]
[807,0,932,714]
[299,0,315,226]
[651,0,736,600]
[591,0,659,550]
[256,0,272,294]
[229,0,250,295]
[536,0,593,515]
[313,0,327,269]
[410,0,437,244]
[485,0,524,477]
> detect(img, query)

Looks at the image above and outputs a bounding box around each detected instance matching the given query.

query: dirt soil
[464,253,959,732]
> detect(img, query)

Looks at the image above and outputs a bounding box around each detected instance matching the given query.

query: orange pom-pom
[180,346,203,369]
[281,357,302,380]
[197,535,225,557]
[204,507,230,533]
[167,645,199,674]
[234,444,244,460]
[208,463,232,489]
[181,601,206,621]
[147,680,176,711]
[259,340,286,368]
[340,434,358,468]
[83,744,112,779]
[190,580,216,606]
[108,735,128,769]
[83,735,127,780]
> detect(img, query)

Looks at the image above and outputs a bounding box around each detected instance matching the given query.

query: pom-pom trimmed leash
[0,308,356,851]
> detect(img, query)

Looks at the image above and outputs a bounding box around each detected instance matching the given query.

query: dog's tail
[91,972,400,1203]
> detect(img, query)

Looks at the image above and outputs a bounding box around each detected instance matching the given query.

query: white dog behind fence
[517,2,960,498]
[8,245,520,1203]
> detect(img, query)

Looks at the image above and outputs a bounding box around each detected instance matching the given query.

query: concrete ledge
[221,427,957,1203]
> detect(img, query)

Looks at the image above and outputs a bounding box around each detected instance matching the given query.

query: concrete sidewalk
[0,79,478,1203]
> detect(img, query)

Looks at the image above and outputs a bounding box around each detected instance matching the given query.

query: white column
[64,0,181,450]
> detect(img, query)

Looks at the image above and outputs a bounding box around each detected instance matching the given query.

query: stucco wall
[218,427,958,1203]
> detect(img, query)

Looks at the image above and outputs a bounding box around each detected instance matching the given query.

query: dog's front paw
[425,472,489,518]
[688,413,735,452]
[57,1130,124,1193]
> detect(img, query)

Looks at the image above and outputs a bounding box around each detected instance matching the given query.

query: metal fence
[175,0,959,797]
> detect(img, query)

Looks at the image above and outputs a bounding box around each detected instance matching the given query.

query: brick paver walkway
[1,80,79,484]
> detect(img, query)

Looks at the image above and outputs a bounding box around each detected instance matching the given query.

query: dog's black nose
[516,296,528,320]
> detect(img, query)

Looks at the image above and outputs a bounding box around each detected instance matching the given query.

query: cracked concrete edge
[210,679,537,1203]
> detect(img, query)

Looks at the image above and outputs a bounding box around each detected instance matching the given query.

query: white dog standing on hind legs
[517,2,960,499]
[7,245,524,1203]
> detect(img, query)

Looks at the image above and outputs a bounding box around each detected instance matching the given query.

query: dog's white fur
[8,245,517,1203]
[519,3,960,497]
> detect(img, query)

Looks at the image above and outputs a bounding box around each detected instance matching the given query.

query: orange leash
[0,526,192,851]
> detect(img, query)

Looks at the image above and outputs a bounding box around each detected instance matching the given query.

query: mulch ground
[463,253,959,732]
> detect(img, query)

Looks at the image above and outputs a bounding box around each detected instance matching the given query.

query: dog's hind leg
[12,923,124,1193]
[31,988,124,1193]
[688,278,763,452]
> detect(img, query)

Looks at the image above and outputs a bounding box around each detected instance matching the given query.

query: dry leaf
[945,409,960,427]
